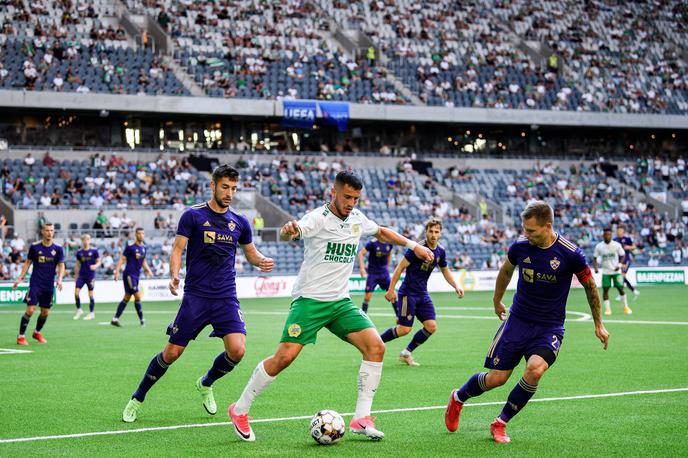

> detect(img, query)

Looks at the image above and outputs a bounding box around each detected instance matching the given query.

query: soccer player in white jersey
[593,227,631,315]
[228,171,434,442]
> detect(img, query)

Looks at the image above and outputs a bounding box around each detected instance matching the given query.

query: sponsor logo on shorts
[172,324,179,334]
[288,323,301,337]
[493,356,500,366]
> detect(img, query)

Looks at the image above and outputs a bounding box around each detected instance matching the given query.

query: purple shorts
[75,277,95,291]
[166,294,246,347]
[484,314,564,371]
[365,273,391,293]
[24,286,54,308]
[394,293,436,327]
[123,274,139,294]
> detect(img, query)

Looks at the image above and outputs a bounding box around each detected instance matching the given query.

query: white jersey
[594,240,625,275]
[292,204,379,301]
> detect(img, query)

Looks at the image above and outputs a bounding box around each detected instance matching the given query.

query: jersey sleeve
[27,244,37,263]
[403,248,416,262]
[56,246,64,263]
[238,214,253,245]
[593,244,600,258]
[571,247,589,274]
[365,240,374,251]
[438,248,448,268]
[123,244,131,257]
[297,210,324,239]
[94,249,100,259]
[507,242,519,266]
[176,209,194,239]
[616,243,626,258]
[358,211,379,236]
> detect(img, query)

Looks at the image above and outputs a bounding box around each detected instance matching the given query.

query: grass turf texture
[1,285,687,457]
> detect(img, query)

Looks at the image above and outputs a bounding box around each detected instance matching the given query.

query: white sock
[604,300,611,309]
[354,360,383,420]
[622,294,628,307]
[234,360,275,415]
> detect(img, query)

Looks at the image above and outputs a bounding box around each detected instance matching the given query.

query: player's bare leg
[346,328,385,440]
[231,342,303,441]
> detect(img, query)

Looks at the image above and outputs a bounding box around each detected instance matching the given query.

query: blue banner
[319,101,349,132]
[282,100,316,129]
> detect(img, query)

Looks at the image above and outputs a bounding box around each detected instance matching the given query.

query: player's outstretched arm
[357,247,368,277]
[440,266,464,298]
[12,259,32,290]
[242,243,274,272]
[375,226,434,262]
[493,259,516,320]
[581,276,610,350]
[113,255,126,281]
[385,257,410,303]
[279,220,300,241]
[168,235,188,296]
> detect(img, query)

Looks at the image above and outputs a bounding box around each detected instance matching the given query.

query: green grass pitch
[1,285,687,457]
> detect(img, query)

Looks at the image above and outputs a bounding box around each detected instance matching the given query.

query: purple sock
[132,353,170,402]
[498,377,537,423]
[362,302,369,313]
[201,352,238,387]
[89,297,95,313]
[456,372,489,403]
[114,301,127,319]
[134,301,144,322]
[406,328,431,352]
[35,315,47,332]
[19,313,31,336]
[380,326,398,342]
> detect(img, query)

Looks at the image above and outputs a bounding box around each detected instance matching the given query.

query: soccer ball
[310,409,345,445]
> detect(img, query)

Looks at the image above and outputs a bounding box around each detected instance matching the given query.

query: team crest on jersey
[228,221,236,231]
[51,250,56,256]
[351,224,361,236]
[550,257,560,270]
[288,323,301,337]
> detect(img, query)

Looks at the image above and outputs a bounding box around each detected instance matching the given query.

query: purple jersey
[507,234,588,327]
[613,235,633,263]
[364,240,392,275]
[27,242,64,290]
[398,242,447,296]
[76,248,99,280]
[123,242,147,278]
[176,203,252,298]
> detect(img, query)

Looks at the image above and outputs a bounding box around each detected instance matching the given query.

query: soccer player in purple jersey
[13,223,65,345]
[357,234,393,313]
[121,164,274,423]
[73,234,100,320]
[379,219,464,366]
[445,201,609,443]
[110,228,153,327]
[614,226,640,300]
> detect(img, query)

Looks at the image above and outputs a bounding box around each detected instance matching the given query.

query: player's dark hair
[42,222,53,227]
[335,171,363,190]
[520,201,553,226]
[212,164,240,183]
[135,227,144,232]
[425,218,443,231]
[604,227,612,232]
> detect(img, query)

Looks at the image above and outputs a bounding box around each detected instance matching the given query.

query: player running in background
[594,227,631,315]
[73,234,100,320]
[13,223,65,345]
[228,171,434,442]
[445,201,609,443]
[614,226,640,300]
[357,232,393,313]
[122,164,274,423]
[111,228,153,327]
[379,218,464,366]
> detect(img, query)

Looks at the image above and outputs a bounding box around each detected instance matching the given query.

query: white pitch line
[1,387,686,444]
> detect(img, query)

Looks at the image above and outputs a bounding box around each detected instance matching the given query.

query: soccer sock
[455,372,490,403]
[132,353,170,402]
[75,296,81,310]
[234,360,275,414]
[624,277,636,292]
[362,301,369,313]
[35,315,47,332]
[114,301,127,319]
[354,360,383,419]
[201,352,239,387]
[19,313,31,336]
[622,294,629,308]
[406,328,432,352]
[89,297,95,313]
[604,299,611,311]
[498,377,538,423]
[134,301,144,322]
[380,326,398,343]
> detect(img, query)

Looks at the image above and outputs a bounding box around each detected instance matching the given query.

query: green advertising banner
[0,285,29,305]
[635,270,685,285]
